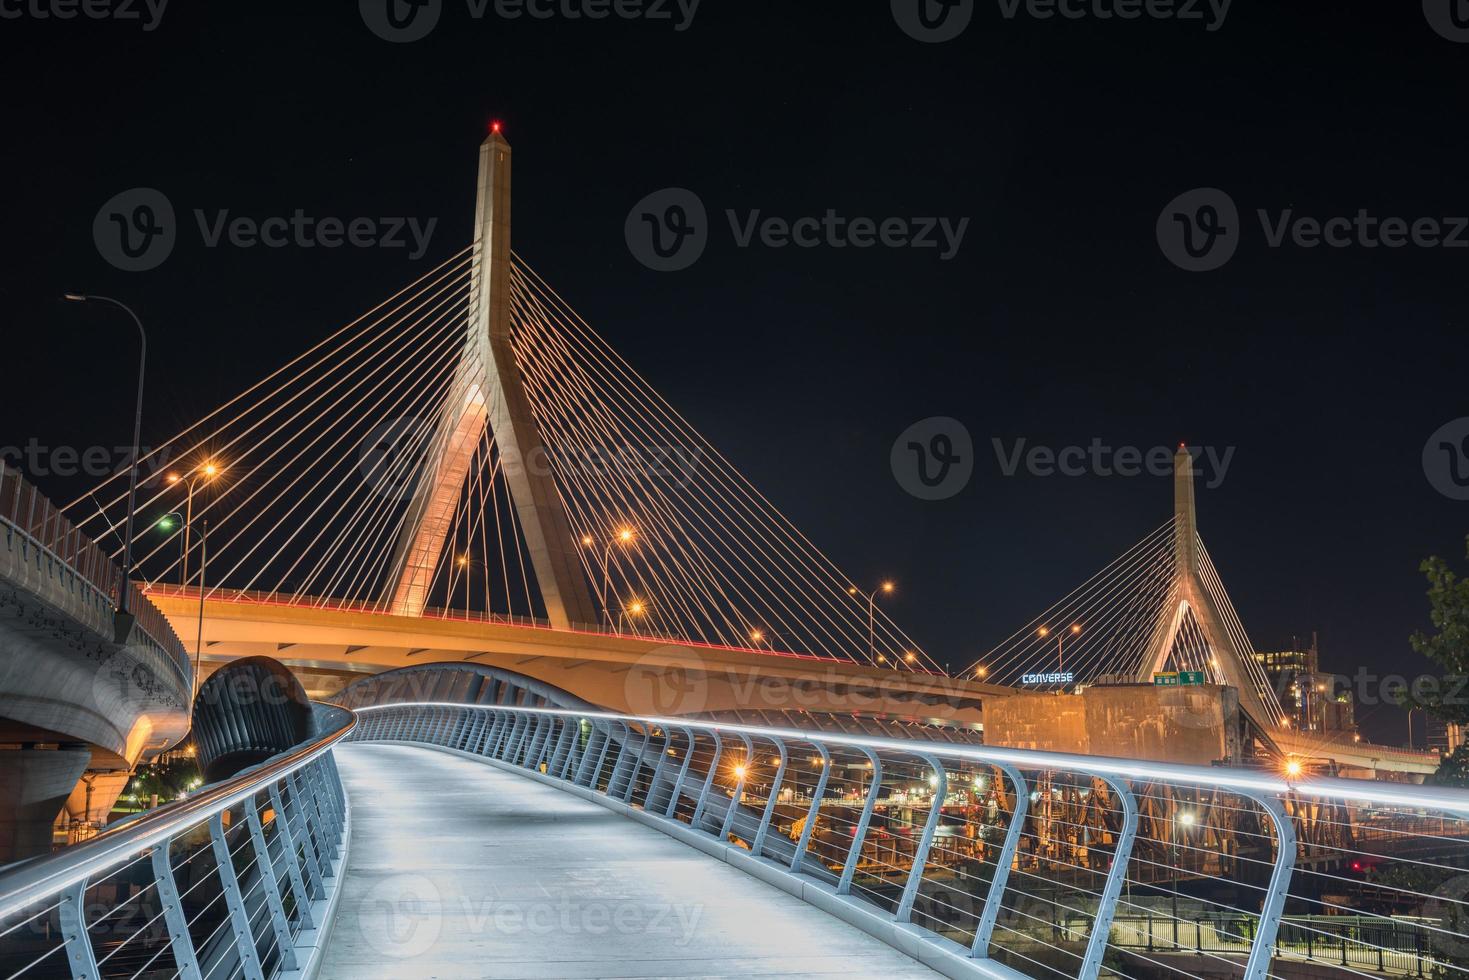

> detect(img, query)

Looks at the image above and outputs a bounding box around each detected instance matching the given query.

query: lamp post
[1037,623,1082,674]
[585,527,635,628]
[63,294,146,622]
[166,462,219,587]
[849,581,894,664]
[618,598,646,635]
[192,519,208,709]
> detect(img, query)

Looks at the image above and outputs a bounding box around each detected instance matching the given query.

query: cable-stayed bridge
[61,129,1430,777]
[1,128,1463,980]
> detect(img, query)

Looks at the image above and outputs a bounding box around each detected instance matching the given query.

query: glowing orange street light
[1284,759,1303,779]
[975,666,989,679]
[618,598,647,634]
[589,527,639,627]
[855,580,897,664]
[1039,623,1081,674]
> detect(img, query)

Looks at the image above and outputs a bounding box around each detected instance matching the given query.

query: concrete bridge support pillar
[0,745,91,863]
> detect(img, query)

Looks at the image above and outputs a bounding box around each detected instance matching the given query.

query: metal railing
[0,705,354,980]
[0,462,189,680]
[348,702,1469,980]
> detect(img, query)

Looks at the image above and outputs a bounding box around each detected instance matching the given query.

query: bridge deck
[322,743,938,979]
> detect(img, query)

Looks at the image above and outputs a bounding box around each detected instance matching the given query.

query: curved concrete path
[319,743,937,979]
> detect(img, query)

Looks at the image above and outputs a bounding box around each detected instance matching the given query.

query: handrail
[0,703,354,921]
[356,702,1469,816]
[349,700,1469,980]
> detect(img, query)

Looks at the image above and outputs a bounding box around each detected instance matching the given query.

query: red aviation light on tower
[490,120,503,136]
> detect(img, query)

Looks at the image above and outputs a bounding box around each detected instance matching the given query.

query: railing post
[245,795,298,972]
[691,731,726,831]
[838,749,884,895]
[618,726,655,803]
[790,743,832,874]
[284,773,326,898]
[717,733,755,840]
[1079,775,1139,980]
[1242,793,1298,980]
[584,719,614,787]
[972,764,1029,958]
[58,877,100,980]
[151,843,204,980]
[663,727,697,818]
[267,781,314,928]
[549,716,576,776]
[896,754,947,923]
[575,723,606,786]
[641,727,674,809]
[208,812,267,980]
[751,738,788,856]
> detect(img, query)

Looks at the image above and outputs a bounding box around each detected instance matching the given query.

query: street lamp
[1037,623,1081,673]
[63,294,146,626]
[849,581,894,664]
[165,461,220,587]
[586,527,636,627]
[618,598,646,634]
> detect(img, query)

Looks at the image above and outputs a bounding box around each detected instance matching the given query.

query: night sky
[2,2,1465,745]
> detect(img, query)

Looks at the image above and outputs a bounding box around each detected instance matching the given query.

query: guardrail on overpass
[0,462,188,679]
[350,702,1469,980]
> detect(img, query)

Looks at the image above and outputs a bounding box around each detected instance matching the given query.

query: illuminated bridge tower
[383,129,599,627]
[1140,446,1283,733]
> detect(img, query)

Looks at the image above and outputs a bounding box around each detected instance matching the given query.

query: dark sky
[2,2,1465,745]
